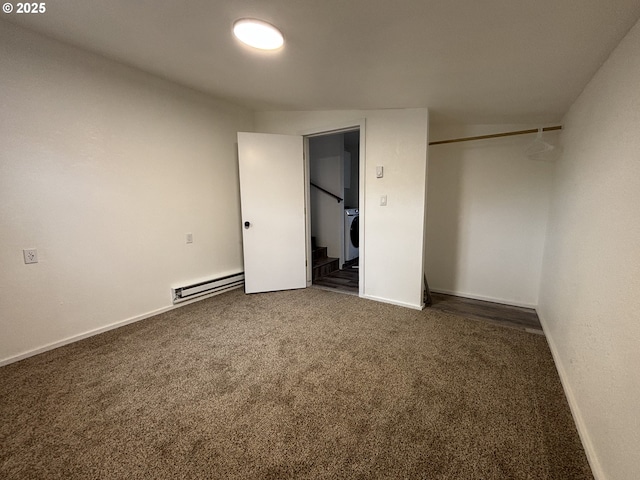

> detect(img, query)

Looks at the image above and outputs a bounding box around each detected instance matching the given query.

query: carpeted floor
[0,288,593,479]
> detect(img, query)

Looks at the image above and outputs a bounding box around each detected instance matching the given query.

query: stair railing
[310,182,343,203]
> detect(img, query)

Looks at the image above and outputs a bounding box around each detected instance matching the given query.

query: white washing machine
[344,208,359,261]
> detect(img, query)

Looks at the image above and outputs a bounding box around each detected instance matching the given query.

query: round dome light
[233,19,284,50]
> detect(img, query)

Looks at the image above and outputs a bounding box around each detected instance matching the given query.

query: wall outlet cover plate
[23,249,38,264]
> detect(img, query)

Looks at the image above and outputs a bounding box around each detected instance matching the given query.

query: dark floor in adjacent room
[314,272,542,334]
[312,266,359,295]
[429,292,543,333]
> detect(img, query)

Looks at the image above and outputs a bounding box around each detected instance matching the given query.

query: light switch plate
[380,195,387,206]
[376,166,384,178]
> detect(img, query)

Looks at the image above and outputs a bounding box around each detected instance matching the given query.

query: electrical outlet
[23,249,38,264]
[186,233,193,244]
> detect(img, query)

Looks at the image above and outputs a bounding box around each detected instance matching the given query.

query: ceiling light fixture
[233,18,284,50]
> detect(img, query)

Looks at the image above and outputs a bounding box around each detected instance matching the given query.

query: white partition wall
[255,109,429,310]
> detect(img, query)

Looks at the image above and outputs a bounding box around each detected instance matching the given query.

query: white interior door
[237,132,307,293]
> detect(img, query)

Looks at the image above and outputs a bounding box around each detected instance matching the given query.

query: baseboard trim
[537,311,605,480]
[361,294,424,311]
[429,288,537,309]
[0,285,243,367]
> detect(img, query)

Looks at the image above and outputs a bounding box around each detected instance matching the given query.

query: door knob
[244,221,251,229]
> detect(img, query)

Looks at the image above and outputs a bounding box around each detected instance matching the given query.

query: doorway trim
[301,119,366,297]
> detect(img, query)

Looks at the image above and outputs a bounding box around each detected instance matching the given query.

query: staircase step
[313,246,328,262]
[312,256,339,280]
[314,256,337,268]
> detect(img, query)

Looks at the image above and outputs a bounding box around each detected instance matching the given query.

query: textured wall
[538,18,640,480]
[0,23,253,363]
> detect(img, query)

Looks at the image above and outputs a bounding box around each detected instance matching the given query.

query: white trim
[304,136,313,286]
[299,119,363,137]
[0,285,243,367]
[429,288,537,309]
[357,121,366,297]
[537,311,604,480]
[362,294,424,311]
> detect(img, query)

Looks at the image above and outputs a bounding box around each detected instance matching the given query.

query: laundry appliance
[344,208,359,262]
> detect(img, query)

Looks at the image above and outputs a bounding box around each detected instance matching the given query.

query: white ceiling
[4,0,640,124]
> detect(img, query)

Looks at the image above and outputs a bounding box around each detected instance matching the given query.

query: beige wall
[426,124,556,307]
[255,109,429,309]
[0,23,253,364]
[538,18,640,480]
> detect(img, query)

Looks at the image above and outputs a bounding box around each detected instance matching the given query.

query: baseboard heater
[172,272,244,304]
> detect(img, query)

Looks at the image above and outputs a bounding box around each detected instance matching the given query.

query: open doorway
[307,130,360,295]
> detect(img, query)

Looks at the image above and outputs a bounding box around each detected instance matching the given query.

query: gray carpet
[0,288,593,479]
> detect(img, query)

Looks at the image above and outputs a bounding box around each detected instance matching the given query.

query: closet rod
[429,125,562,146]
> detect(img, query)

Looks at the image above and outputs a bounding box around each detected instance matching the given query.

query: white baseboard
[429,288,537,309]
[361,294,424,311]
[0,285,243,367]
[537,312,605,480]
